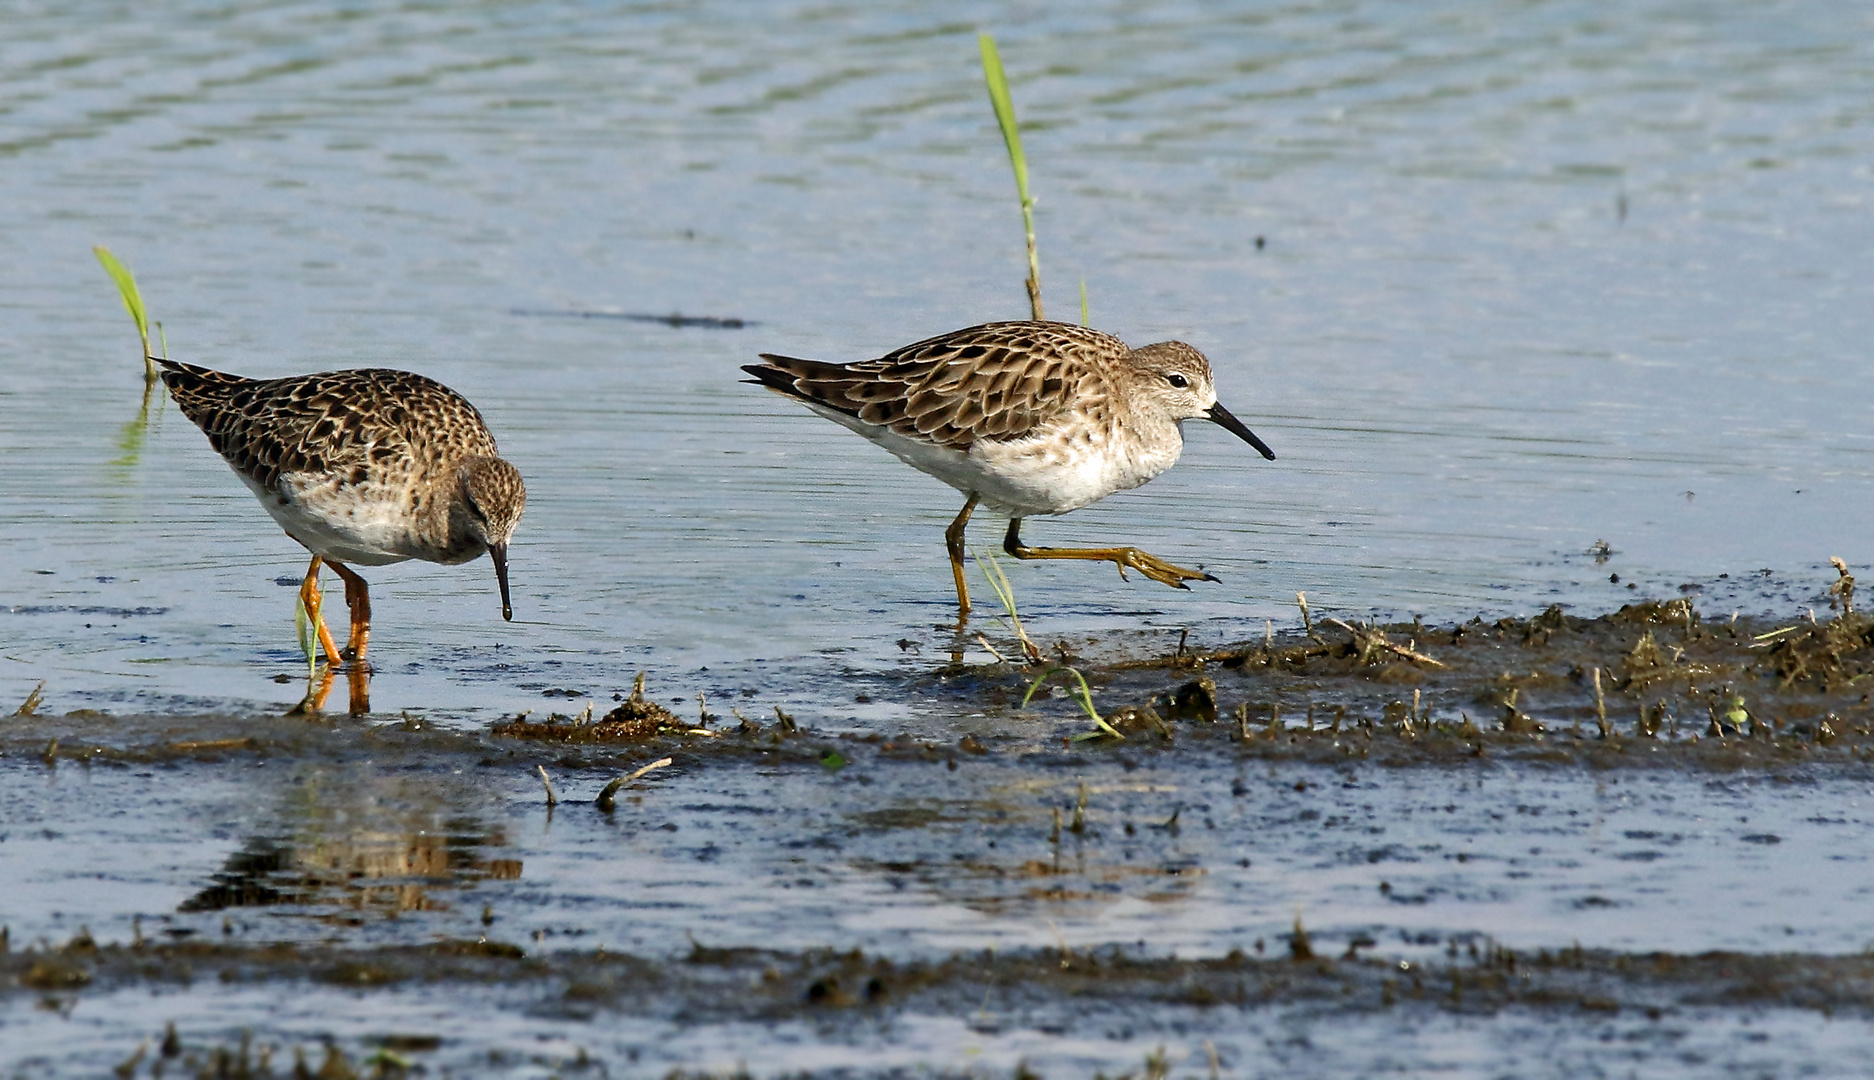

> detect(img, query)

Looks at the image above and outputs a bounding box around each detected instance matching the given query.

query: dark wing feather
[157,360,497,491]
[743,321,1125,450]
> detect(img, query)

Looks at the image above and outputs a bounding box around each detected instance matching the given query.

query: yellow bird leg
[325,558,372,665]
[298,555,343,667]
[945,494,980,623]
[1002,519,1217,590]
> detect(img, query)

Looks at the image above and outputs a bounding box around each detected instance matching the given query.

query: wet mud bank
[8,596,1874,1076]
[11,934,1874,1076]
[951,596,1874,768]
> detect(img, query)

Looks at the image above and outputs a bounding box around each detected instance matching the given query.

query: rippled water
[8,714,1874,1076]
[10,722,1874,961]
[4,2,1874,1073]
[4,0,1871,720]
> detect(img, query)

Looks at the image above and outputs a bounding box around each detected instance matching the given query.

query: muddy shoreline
[8,594,1874,1076]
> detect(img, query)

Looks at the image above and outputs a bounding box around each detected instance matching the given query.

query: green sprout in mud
[1023,665,1125,741]
[979,33,1044,321]
[1723,693,1749,734]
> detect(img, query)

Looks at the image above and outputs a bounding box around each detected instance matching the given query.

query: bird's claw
[1115,549,1217,590]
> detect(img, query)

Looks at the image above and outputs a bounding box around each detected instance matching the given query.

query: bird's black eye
[1165,373,1189,389]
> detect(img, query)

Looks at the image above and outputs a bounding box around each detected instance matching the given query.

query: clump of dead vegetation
[1003,562,1874,766]
[491,672,691,743]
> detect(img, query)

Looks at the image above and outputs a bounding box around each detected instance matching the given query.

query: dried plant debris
[492,673,688,743]
[14,680,47,717]
[1001,595,1874,767]
[1761,612,1874,693]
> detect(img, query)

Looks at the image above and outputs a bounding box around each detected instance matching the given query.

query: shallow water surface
[9,718,1874,961]
[4,1,1874,1074]
[6,710,1874,1076]
[3,0,1871,722]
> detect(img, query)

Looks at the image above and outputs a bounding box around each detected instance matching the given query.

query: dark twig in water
[596,757,674,811]
[1593,667,1610,738]
[1326,618,1448,668]
[1289,911,1314,961]
[112,1040,148,1079]
[508,308,753,329]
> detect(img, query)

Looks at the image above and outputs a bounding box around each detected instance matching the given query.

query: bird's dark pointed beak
[491,542,513,621]
[1207,402,1276,460]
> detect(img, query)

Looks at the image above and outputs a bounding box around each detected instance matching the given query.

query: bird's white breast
[243,472,424,567]
[805,401,1184,518]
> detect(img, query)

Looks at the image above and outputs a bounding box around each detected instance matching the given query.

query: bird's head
[1127,341,1276,460]
[458,456,528,620]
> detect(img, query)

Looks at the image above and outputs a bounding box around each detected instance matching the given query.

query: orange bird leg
[344,663,371,716]
[298,555,344,667]
[287,667,336,717]
[325,559,372,666]
[945,494,980,624]
[1002,519,1218,590]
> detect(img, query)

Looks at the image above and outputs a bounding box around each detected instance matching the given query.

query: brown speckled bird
[744,320,1274,620]
[158,359,527,669]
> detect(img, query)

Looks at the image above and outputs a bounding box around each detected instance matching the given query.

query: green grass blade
[978,34,1030,208]
[974,545,1040,661]
[295,594,316,682]
[1022,664,1124,740]
[1058,665,1123,739]
[1079,278,1089,326]
[93,246,154,379]
[979,33,1044,320]
[1021,666,1063,708]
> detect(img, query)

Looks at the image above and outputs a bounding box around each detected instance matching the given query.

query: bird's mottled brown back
[751,321,1129,450]
[158,360,500,492]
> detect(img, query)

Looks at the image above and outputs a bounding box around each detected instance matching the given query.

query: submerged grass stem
[973,546,1040,662]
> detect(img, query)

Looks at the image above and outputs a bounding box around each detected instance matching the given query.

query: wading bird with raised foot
[744,320,1274,622]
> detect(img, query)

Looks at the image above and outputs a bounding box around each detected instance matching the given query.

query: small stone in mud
[1167,676,1218,722]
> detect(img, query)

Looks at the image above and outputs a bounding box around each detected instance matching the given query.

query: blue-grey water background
[4,0,1869,722]
[4,2,1874,1074]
